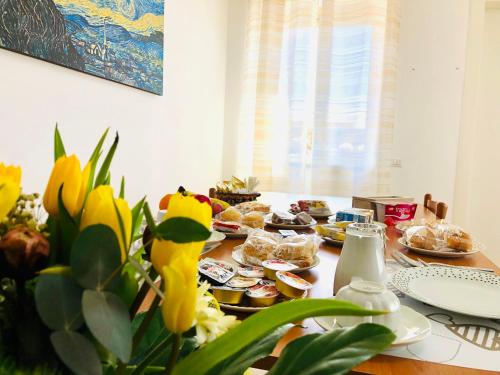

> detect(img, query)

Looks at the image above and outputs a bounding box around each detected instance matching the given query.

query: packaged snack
[219,207,242,222]
[246,284,279,307]
[238,266,265,278]
[198,258,236,285]
[226,276,260,288]
[241,211,265,229]
[275,271,312,299]
[235,201,271,214]
[262,259,298,280]
[211,286,245,304]
[335,209,373,224]
[272,235,320,268]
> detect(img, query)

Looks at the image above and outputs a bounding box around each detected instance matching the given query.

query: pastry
[294,212,313,225]
[235,201,270,214]
[316,224,346,241]
[219,207,242,222]
[273,235,319,267]
[241,231,280,265]
[213,220,242,234]
[241,211,265,229]
[406,226,437,250]
[271,211,295,224]
[447,229,473,252]
[298,200,331,215]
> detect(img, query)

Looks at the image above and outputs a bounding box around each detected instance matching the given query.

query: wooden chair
[424,193,448,220]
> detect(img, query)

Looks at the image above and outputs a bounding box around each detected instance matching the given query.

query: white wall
[461,7,500,265]
[0,0,228,207]
[391,0,470,212]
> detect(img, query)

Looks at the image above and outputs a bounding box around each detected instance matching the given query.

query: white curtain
[235,0,400,196]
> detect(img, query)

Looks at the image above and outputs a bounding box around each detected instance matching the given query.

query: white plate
[314,305,431,346]
[206,231,226,246]
[391,267,500,319]
[322,237,344,247]
[231,247,320,272]
[398,238,480,258]
[264,214,317,230]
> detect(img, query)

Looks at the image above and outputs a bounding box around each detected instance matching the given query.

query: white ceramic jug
[333,223,386,294]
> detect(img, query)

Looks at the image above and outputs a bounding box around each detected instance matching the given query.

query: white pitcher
[333,223,386,295]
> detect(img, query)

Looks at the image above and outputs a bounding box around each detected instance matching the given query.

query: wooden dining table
[202,192,500,375]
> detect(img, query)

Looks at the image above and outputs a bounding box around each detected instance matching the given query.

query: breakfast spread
[214,205,267,235]
[235,201,271,214]
[334,208,374,223]
[269,211,315,226]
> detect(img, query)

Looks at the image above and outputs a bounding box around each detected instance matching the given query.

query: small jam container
[198,258,235,285]
[226,276,261,288]
[238,266,265,278]
[262,259,298,280]
[246,284,279,307]
[259,279,276,287]
[275,271,312,299]
[211,286,245,304]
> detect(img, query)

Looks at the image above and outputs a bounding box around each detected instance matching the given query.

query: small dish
[275,271,313,299]
[314,305,431,346]
[205,231,226,246]
[322,237,344,247]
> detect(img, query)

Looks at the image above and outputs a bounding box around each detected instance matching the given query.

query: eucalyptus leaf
[156,217,211,243]
[54,124,66,161]
[82,290,132,363]
[71,224,122,290]
[51,330,102,375]
[131,309,170,365]
[172,299,382,375]
[205,324,292,375]
[112,271,139,308]
[268,323,395,375]
[35,275,84,331]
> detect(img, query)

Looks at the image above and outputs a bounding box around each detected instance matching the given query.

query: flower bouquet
[0,126,395,375]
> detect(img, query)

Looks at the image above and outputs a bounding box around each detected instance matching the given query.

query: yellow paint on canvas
[53,0,163,35]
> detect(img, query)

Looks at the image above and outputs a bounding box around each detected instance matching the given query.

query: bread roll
[220,207,242,222]
[406,226,437,250]
[241,211,265,228]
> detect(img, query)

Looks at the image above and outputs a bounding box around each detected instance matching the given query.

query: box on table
[352,196,415,222]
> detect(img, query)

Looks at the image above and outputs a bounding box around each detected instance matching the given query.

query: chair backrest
[424,193,448,220]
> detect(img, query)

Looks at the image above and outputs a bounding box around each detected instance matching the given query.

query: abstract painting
[0,0,164,95]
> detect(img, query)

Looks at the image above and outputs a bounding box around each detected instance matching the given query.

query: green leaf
[156,217,211,243]
[205,324,292,375]
[131,309,171,365]
[51,330,102,375]
[112,271,139,308]
[57,185,79,264]
[35,275,84,331]
[172,299,383,375]
[54,124,66,161]
[82,290,132,363]
[143,202,157,236]
[268,323,395,375]
[38,265,73,277]
[127,256,163,298]
[131,196,146,242]
[119,176,125,199]
[70,224,122,290]
[88,127,110,164]
[95,133,119,187]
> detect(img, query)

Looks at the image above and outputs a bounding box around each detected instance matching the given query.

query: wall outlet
[391,159,402,168]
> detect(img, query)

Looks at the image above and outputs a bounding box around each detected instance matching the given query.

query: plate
[314,305,431,346]
[206,231,226,246]
[398,237,480,258]
[322,237,344,247]
[265,214,317,230]
[219,290,308,313]
[232,247,320,272]
[391,267,500,319]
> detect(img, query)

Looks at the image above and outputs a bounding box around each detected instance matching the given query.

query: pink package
[376,203,417,226]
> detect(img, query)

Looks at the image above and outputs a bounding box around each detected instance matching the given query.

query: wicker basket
[209,188,261,206]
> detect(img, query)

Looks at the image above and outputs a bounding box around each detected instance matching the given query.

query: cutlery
[391,251,413,268]
[396,251,422,267]
[416,258,495,273]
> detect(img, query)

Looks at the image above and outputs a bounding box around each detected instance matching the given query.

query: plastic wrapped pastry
[219,207,242,222]
[241,211,265,229]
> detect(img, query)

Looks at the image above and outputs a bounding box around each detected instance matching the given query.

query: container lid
[238,266,265,278]
[226,276,260,288]
[276,271,313,290]
[262,259,298,272]
[346,223,384,237]
[246,284,279,298]
[350,279,386,294]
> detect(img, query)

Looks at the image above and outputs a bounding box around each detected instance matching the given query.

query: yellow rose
[80,185,132,261]
[43,155,90,217]
[0,163,21,220]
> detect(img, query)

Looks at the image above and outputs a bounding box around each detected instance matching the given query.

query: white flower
[194,281,240,346]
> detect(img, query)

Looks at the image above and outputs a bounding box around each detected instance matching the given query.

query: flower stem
[165,334,181,375]
[130,335,172,375]
[132,293,162,353]
[129,267,158,317]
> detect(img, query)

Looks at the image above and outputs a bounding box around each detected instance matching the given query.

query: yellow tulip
[43,155,90,217]
[151,192,212,274]
[0,163,21,220]
[150,192,212,334]
[161,255,198,333]
[80,185,132,262]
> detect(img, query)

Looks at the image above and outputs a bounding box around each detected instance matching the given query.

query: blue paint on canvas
[0,0,164,95]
